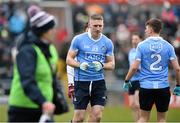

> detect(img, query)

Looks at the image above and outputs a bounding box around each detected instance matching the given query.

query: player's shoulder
[102,34,113,43]
[138,36,168,47]
[129,48,136,52]
[128,48,134,56]
[137,39,146,48]
[161,38,173,47]
[102,34,111,40]
[153,37,174,49]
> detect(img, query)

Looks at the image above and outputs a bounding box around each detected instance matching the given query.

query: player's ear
[88,23,90,28]
[149,27,152,34]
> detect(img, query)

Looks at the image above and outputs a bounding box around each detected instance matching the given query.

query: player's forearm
[171,59,180,85]
[125,60,139,80]
[175,69,180,85]
[103,61,115,70]
[66,58,80,68]
[125,68,137,81]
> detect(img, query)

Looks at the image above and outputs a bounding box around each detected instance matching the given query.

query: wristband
[99,61,104,68]
[125,80,129,83]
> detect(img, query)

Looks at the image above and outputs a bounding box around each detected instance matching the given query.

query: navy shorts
[139,87,170,112]
[128,80,140,95]
[73,79,107,109]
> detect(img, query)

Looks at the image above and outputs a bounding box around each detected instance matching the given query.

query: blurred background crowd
[0,0,180,106]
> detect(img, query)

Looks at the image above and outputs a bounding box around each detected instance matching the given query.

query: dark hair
[90,14,103,20]
[145,18,162,34]
[132,32,143,40]
[83,22,89,32]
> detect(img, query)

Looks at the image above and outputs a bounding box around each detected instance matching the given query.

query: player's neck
[88,29,102,41]
[132,45,136,48]
[149,33,159,37]
[92,35,101,40]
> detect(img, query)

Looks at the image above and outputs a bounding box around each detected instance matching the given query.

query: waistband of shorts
[75,79,105,83]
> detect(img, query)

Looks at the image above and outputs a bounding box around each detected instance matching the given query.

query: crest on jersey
[101,46,106,52]
[150,43,162,53]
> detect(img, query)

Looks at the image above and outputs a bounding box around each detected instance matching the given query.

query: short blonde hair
[90,14,103,20]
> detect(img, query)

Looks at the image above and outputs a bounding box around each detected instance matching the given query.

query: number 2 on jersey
[150,54,162,71]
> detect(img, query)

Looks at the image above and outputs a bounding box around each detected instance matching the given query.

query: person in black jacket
[8,5,58,122]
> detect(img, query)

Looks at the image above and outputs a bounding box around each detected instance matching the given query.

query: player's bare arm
[125,60,140,81]
[171,59,180,85]
[103,55,115,70]
[66,50,80,68]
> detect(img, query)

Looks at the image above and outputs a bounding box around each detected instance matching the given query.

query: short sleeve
[128,52,131,63]
[106,39,114,56]
[70,36,79,52]
[135,44,142,61]
[169,44,177,60]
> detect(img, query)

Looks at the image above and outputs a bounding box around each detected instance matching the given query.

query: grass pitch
[0,104,180,122]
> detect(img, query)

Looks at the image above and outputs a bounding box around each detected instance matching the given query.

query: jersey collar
[147,36,163,40]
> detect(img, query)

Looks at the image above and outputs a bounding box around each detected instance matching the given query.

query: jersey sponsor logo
[84,45,90,49]
[92,46,98,52]
[85,52,105,61]
[150,43,162,53]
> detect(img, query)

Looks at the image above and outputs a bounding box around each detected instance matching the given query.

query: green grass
[1,104,180,122]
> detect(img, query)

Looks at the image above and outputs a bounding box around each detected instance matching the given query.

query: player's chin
[96,31,102,34]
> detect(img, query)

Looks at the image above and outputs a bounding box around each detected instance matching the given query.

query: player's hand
[80,62,89,71]
[68,84,74,98]
[92,61,104,71]
[42,102,55,115]
[173,85,180,96]
[123,81,132,92]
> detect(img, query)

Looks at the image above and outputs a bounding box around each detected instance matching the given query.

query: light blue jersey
[70,32,114,81]
[128,48,140,81]
[136,37,177,89]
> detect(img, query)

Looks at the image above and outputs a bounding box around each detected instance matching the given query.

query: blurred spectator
[138,5,150,33]
[72,3,88,34]
[173,23,180,63]
[161,1,177,39]
[116,23,130,45]
[110,4,129,27]
[173,5,180,21]
[0,3,12,79]
[109,32,128,78]
[86,4,104,15]
[126,14,139,33]
[8,9,27,38]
